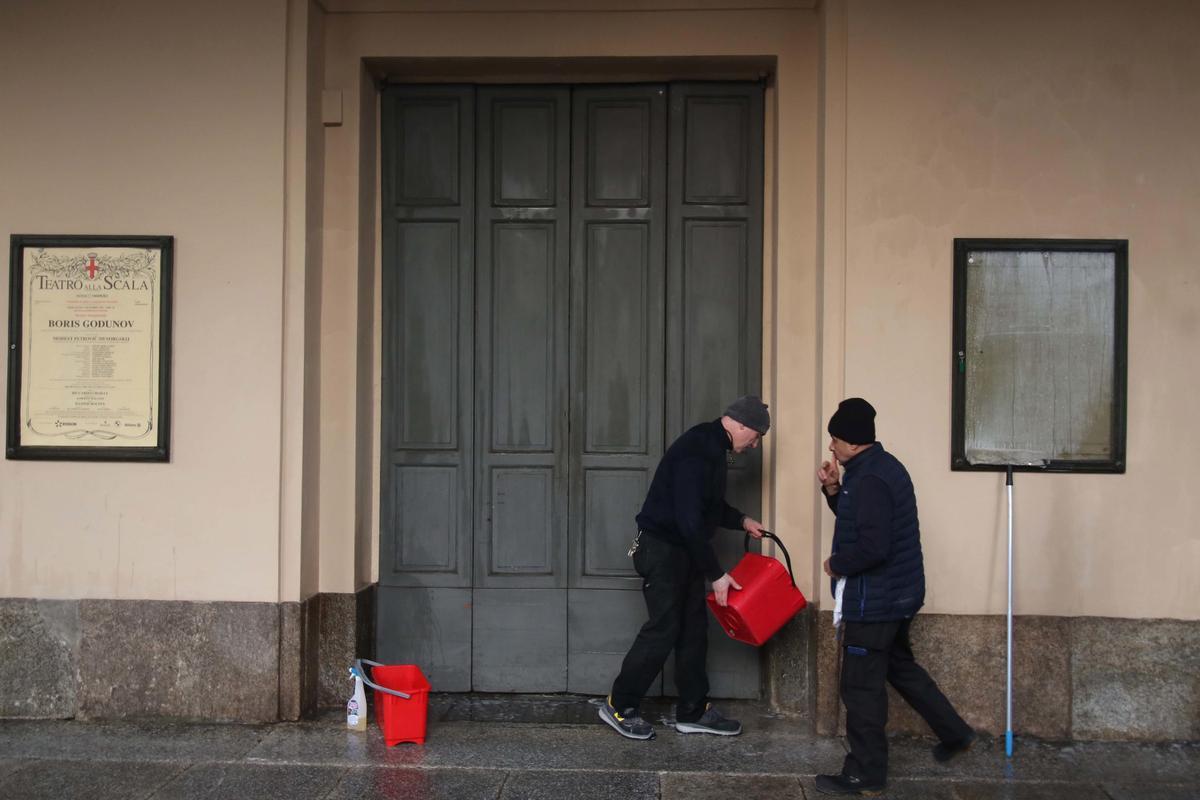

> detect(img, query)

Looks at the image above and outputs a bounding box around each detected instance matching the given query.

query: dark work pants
[840,618,972,783]
[610,533,710,723]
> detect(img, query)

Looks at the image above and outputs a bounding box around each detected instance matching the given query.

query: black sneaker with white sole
[673,703,742,736]
[598,696,655,740]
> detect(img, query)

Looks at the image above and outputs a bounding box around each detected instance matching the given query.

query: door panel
[581,469,646,577]
[663,615,761,700]
[666,82,765,699]
[567,588,651,695]
[583,224,653,453]
[377,586,473,691]
[378,86,476,689]
[380,86,474,593]
[494,100,557,205]
[681,95,750,205]
[393,222,460,449]
[389,464,460,574]
[473,589,568,691]
[474,87,570,593]
[703,612,763,699]
[569,85,667,593]
[490,223,556,450]
[395,99,461,205]
[587,101,652,206]
[682,220,749,425]
[488,467,555,575]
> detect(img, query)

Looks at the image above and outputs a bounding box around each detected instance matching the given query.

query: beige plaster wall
[8,0,1190,621]
[280,0,327,602]
[0,0,291,602]
[821,0,1200,618]
[318,7,822,594]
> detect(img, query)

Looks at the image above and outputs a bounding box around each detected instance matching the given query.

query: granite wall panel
[0,599,79,718]
[77,600,279,722]
[1072,617,1200,741]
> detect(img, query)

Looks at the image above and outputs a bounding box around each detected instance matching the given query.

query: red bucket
[706,531,807,646]
[362,662,430,745]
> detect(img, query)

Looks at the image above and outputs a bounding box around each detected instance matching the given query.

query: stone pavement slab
[661,772,806,799]
[431,694,603,724]
[1050,741,1200,785]
[827,780,1111,800]
[0,757,25,781]
[325,767,506,800]
[0,719,269,763]
[498,769,660,799]
[245,717,846,774]
[829,778,960,800]
[2,759,184,800]
[148,763,346,800]
[888,736,1200,785]
[932,781,1110,799]
[1102,785,1198,800]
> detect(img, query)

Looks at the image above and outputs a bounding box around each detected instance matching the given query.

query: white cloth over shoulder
[833,576,846,627]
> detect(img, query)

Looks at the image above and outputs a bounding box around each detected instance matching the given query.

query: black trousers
[610,533,710,723]
[840,618,972,783]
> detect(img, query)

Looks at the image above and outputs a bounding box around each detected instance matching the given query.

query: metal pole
[1005,466,1014,758]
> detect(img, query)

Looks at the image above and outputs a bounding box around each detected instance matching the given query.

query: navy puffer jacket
[830,443,925,622]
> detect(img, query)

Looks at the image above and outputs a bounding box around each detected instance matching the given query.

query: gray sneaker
[598,696,655,740]
[674,703,742,736]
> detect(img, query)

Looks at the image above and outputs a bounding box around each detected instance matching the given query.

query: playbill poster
[8,237,172,460]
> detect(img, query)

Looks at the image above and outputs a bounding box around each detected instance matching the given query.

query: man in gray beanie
[599,396,769,740]
[814,398,973,795]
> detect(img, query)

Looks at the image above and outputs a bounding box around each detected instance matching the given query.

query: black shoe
[598,696,654,740]
[673,703,742,736]
[814,773,886,796]
[932,729,976,762]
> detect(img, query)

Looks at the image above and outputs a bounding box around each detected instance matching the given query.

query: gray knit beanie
[724,395,771,435]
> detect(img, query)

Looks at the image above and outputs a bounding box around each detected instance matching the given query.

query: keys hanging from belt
[627,531,642,557]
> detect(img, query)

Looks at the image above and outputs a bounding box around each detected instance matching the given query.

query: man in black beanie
[599,396,769,740]
[814,398,974,796]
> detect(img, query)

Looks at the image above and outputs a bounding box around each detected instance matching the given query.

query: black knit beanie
[724,395,771,435]
[828,397,875,444]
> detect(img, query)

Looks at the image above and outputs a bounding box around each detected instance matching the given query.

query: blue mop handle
[1006,466,1014,758]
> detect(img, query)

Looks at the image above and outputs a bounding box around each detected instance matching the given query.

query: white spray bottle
[346,665,367,731]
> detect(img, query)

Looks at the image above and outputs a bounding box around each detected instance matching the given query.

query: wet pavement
[0,695,1196,799]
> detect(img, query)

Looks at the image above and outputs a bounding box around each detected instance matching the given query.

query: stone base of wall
[0,599,79,718]
[278,594,321,720]
[0,597,282,722]
[0,589,373,723]
[4,595,1196,740]
[806,610,1200,742]
[316,584,376,708]
[763,606,816,720]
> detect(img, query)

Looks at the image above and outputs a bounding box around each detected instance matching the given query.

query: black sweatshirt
[636,420,746,580]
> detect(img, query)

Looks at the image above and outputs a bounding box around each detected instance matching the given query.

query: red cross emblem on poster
[85,253,99,279]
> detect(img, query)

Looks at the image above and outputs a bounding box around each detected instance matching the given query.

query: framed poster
[950,238,1127,473]
[7,234,173,461]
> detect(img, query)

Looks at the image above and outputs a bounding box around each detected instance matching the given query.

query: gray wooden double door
[378,82,764,697]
